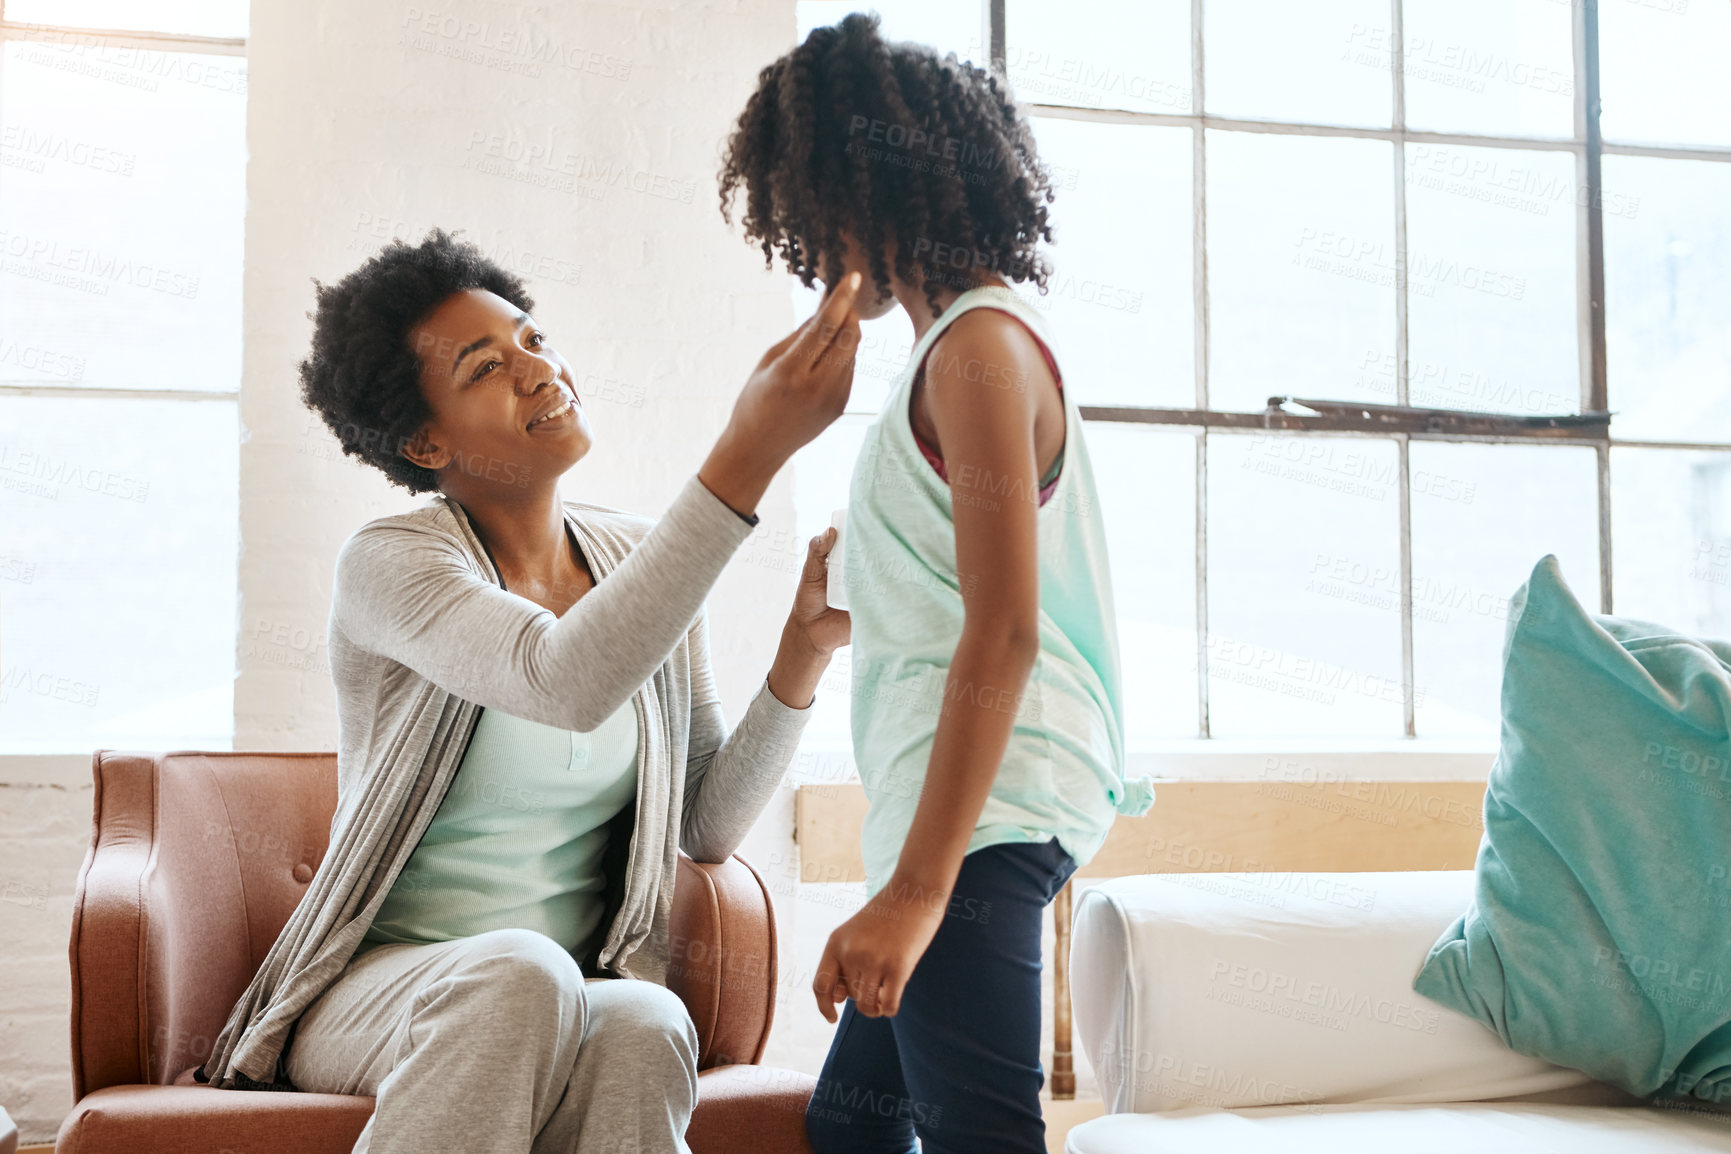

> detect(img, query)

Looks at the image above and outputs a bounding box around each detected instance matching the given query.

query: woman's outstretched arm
[333,473,754,732]
[332,275,863,731]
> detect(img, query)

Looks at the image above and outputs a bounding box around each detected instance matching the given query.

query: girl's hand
[812,878,947,1021]
[787,526,849,656]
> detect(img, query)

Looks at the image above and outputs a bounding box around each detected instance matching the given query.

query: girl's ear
[400,425,453,471]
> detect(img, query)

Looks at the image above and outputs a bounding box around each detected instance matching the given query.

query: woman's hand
[812,875,948,1021]
[766,528,848,709]
[699,272,862,520]
[787,525,849,655]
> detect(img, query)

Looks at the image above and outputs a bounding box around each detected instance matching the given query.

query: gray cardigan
[197,474,812,1091]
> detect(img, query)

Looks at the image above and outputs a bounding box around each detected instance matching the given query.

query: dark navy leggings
[805,837,1077,1154]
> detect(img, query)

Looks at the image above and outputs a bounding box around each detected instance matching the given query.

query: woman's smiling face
[402,288,593,493]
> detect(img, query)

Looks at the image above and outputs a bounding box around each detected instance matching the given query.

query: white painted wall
[0,0,829,1143]
[233,0,804,749]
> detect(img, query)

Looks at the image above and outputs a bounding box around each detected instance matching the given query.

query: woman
[192,229,863,1154]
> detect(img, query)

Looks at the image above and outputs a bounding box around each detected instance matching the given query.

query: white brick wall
[0,758,91,1145]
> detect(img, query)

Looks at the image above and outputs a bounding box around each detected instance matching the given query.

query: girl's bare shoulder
[925,306,1056,403]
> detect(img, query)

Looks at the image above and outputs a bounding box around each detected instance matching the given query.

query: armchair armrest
[69,752,158,1098]
[1072,870,1601,1114]
[668,854,778,1070]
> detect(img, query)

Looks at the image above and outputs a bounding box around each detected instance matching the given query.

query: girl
[719,15,1154,1153]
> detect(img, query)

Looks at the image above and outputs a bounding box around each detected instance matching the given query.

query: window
[788,0,1731,756]
[0,1,245,752]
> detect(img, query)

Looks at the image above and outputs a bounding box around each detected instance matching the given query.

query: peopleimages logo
[1,666,101,707]
[1343,24,1574,99]
[968,40,1193,112]
[0,443,150,502]
[1405,145,1640,220]
[0,338,85,382]
[464,129,696,204]
[1207,960,1440,1032]
[0,229,200,298]
[846,115,1013,171]
[400,7,632,80]
[0,126,136,175]
[16,36,247,95]
[1642,740,1731,782]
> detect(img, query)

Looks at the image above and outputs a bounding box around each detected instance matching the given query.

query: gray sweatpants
[282,926,698,1154]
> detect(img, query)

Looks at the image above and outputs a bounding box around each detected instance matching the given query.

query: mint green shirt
[842,286,1155,898]
[360,695,640,958]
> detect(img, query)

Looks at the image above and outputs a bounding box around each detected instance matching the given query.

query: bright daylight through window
[788,0,1731,758]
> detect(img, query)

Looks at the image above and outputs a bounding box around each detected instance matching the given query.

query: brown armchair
[56,751,815,1154]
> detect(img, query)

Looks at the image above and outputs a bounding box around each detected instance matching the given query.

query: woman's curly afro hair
[718,12,1056,317]
[298,228,534,494]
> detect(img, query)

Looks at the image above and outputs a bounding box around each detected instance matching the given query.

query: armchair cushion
[1071,870,1601,1114]
[55,1085,373,1154]
[690,1066,817,1154]
[57,1070,818,1154]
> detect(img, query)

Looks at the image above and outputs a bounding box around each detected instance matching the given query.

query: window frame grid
[974,0,1731,741]
[12,2,1730,744]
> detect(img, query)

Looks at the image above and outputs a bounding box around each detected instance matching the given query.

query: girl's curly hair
[298,228,533,494]
[718,12,1056,317]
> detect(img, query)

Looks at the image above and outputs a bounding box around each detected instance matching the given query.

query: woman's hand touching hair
[699,271,862,520]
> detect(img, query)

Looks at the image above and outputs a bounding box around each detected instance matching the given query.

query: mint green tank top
[842,285,1156,898]
[360,695,640,958]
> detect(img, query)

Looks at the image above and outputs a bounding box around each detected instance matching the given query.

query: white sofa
[1066,870,1731,1152]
